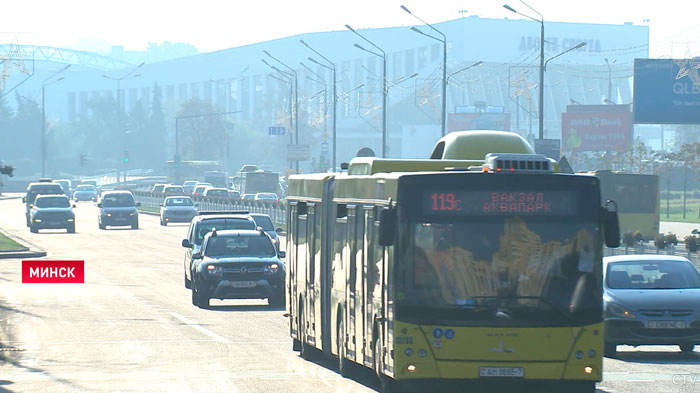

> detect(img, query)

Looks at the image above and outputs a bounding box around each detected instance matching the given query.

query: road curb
[0,227,47,259]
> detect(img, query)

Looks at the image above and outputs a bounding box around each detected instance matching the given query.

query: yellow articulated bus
[580,171,659,240]
[286,131,620,393]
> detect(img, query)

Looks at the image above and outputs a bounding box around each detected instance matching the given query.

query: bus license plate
[648,320,685,329]
[232,281,257,288]
[479,367,523,377]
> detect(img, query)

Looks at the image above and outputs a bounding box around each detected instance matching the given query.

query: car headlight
[206,265,223,276]
[605,302,636,319]
[129,212,136,216]
[264,264,280,275]
[106,213,112,217]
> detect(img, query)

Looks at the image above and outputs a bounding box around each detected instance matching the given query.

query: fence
[605,242,700,269]
[131,191,286,226]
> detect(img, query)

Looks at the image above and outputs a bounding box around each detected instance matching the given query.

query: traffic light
[123,150,129,164]
[174,154,181,168]
[79,154,87,167]
[0,164,14,177]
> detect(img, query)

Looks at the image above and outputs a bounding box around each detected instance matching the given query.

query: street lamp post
[41,64,71,177]
[401,5,448,137]
[604,58,616,104]
[300,39,338,171]
[504,2,544,140]
[102,61,145,182]
[263,50,300,172]
[267,72,295,170]
[346,24,387,157]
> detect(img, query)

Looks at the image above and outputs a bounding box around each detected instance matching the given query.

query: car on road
[160,196,197,225]
[97,190,140,229]
[250,213,282,251]
[254,192,278,202]
[228,190,241,200]
[163,185,186,197]
[151,183,167,195]
[241,193,256,202]
[55,179,72,197]
[183,180,198,195]
[188,228,286,308]
[23,181,65,226]
[202,187,229,199]
[29,194,76,233]
[73,184,98,202]
[603,255,700,356]
[191,183,212,197]
[181,212,257,290]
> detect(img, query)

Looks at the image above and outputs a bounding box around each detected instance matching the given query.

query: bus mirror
[378,209,397,247]
[604,201,620,248]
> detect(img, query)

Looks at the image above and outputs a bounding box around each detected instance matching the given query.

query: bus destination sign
[424,190,578,216]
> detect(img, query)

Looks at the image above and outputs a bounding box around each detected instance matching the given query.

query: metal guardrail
[605,243,700,269]
[132,191,286,226]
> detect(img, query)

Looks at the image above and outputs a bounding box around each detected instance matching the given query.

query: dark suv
[29,195,76,233]
[23,182,65,226]
[182,212,257,290]
[189,228,286,308]
[97,191,140,229]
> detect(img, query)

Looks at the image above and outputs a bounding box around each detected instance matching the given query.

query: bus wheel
[374,334,403,393]
[337,317,353,377]
[299,310,314,360]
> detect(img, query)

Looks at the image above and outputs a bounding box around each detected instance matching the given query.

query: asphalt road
[0,196,699,393]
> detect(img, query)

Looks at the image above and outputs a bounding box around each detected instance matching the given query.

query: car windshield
[195,219,256,244]
[252,215,274,231]
[204,236,276,258]
[76,185,96,191]
[165,197,193,206]
[101,194,135,207]
[207,190,227,197]
[607,260,700,289]
[35,196,70,208]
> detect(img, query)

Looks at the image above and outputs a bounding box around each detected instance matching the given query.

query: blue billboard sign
[633,58,700,124]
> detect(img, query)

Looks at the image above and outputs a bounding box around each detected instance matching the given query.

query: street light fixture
[346,24,388,157]
[402,5,448,137]
[102,61,145,182]
[263,50,300,171]
[41,64,71,177]
[503,2,544,140]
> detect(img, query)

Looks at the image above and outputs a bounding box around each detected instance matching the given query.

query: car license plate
[232,281,257,288]
[479,367,523,377]
[115,217,126,221]
[648,320,686,329]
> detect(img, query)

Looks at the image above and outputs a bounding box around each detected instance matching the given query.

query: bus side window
[308,204,315,284]
[297,203,307,279]
[335,204,348,269]
[365,206,376,295]
[348,206,357,294]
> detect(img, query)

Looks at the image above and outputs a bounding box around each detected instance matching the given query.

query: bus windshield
[398,217,602,327]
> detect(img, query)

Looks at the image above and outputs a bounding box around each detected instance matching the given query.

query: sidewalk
[0,228,46,259]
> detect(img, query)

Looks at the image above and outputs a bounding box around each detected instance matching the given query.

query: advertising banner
[562,111,633,152]
[633,58,700,124]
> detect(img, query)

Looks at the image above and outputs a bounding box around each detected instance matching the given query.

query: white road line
[170,312,232,343]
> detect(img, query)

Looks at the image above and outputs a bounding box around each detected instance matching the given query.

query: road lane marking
[170,312,232,343]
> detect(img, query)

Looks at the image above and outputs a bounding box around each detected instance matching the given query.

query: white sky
[3,0,700,58]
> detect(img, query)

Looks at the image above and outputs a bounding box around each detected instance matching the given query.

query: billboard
[633,58,700,124]
[447,113,510,132]
[562,107,633,152]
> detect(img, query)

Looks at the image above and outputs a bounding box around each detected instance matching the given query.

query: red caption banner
[22,260,84,283]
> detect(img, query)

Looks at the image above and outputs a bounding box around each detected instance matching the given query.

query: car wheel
[299,308,316,360]
[192,277,210,309]
[67,224,76,233]
[680,344,695,353]
[268,289,285,308]
[185,273,192,289]
[99,221,106,230]
[604,342,617,357]
[160,219,166,226]
[131,220,139,230]
[30,225,38,233]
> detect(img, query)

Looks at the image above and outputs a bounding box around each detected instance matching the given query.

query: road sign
[321,142,329,154]
[534,139,560,160]
[269,126,286,136]
[287,144,310,161]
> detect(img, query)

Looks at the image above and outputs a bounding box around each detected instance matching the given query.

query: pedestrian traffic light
[0,164,14,177]
[123,151,129,163]
[79,154,87,167]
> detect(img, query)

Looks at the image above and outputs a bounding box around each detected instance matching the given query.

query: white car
[160,196,198,225]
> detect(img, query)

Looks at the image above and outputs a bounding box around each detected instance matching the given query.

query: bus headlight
[605,302,636,319]
[584,366,594,375]
[407,364,417,373]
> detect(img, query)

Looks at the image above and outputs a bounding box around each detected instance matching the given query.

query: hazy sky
[3,0,699,58]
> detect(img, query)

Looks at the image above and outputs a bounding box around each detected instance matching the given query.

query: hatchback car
[23,181,65,226]
[189,228,285,308]
[203,187,229,199]
[29,194,76,233]
[73,184,98,201]
[603,255,700,356]
[181,212,257,290]
[98,191,140,229]
[160,196,197,225]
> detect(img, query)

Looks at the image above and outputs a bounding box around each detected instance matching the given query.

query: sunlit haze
[3,0,699,58]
